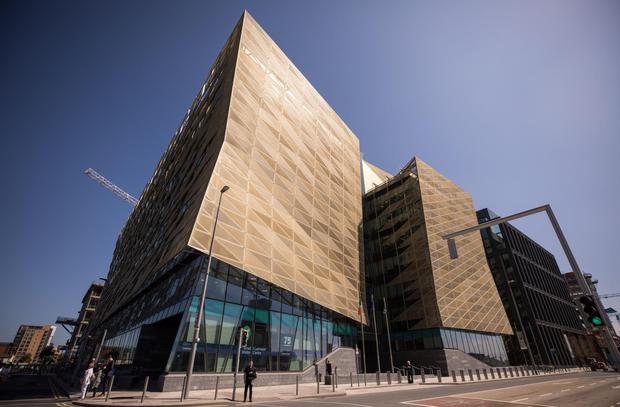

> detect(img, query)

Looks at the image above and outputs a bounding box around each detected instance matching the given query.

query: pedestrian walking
[90,364,102,398]
[243,360,257,402]
[405,360,414,383]
[80,363,94,400]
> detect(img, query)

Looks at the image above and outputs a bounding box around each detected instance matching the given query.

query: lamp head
[221,185,230,193]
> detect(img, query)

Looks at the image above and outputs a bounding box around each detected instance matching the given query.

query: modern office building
[362,158,513,374]
[82,11,365,388]
[477,208,585,366]
[8,325,56,362]
[66,282,104,361]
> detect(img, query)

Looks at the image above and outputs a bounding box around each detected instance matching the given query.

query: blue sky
[1,0,619,345]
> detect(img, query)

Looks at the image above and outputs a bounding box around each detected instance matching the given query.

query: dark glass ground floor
[97,251,359,375]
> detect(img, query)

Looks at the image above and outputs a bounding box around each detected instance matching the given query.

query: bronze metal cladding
[95,12,365,326]
[189,12,364,323]
[415,158,512,334]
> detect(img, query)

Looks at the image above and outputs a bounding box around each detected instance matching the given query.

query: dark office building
[477,208,585,366]
[362,159,512,375]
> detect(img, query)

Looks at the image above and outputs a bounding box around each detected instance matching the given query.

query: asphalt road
[247,371,620,407]
[0,374,71,407]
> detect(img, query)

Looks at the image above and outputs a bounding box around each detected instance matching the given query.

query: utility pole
[232,327,244,401]
[184,186,230,399]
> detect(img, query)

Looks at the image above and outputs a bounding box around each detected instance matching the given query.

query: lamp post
[443,204,620,372]
[184,185,229,399]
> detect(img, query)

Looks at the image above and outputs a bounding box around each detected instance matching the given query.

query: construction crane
[599,293,620,299]
[84,168,138,206]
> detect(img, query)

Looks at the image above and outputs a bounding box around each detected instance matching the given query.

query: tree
[39,346,56,365]
[19,353,32,363]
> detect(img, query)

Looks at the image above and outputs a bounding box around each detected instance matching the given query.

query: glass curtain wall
[168,257,358,373]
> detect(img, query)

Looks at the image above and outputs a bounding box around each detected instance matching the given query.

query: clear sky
[1,0,619,346]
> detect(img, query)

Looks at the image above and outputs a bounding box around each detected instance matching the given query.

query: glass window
[242,275,257,306]
[225,268,243,304]
[206,261,228,301]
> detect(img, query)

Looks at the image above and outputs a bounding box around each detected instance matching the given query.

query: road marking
[578,385,585,388]
[612,385,620,389]
[589,382,597,386]
[296,401,373,407]
[539,393,553,397]
[513,397,529,402]
[560,389,570,392]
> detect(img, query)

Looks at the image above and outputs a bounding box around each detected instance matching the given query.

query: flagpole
[371,294,381,374]
[383,297,394,373]
[359,301,367,375]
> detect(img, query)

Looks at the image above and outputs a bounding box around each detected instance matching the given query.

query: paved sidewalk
[70,368,589,406]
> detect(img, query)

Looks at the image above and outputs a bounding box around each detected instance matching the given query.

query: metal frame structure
[443,204,620,371]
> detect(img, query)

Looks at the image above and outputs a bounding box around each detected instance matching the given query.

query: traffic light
[241,329,248,347]
[579,295,605,327]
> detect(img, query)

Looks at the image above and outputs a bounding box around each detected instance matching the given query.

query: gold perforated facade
[94,11,364,329]
[363,157,512,335]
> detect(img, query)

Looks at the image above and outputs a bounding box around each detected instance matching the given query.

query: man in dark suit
[243,360,257,402]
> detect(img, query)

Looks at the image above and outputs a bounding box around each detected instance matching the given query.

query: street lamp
[442,204,620,371]
[184,185,229,399]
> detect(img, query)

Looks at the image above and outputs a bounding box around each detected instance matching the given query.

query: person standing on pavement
[90,364,102,398]
[243,360,257,402]
[80,363,94,399]
[98,355,115,396]
[405,360,414,383]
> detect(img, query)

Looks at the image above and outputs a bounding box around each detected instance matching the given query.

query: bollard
[526,367,530,376]
[376,371,380,385]
[364,372,367,387]
[490,368,495,379]
[140,376,149,403]
[509,367,514,377]
[497,368,502,378]
[436,369,442,383]
[520,366,525,376]
[397,371,402,384]
[179,376,186,403]
[296,375,299,396]
[350,372,353,387]
[452,370,457,383]
[483,368,488,380]
[515,367,519,377]
[475,369,480,381]
[214,376,219,400]
[387,371,391,385]
[460,370,465,382]
[105,375,115,402]
[335,367,338,388]
[421,368,425,383]
[317,375,320,394]
[333,373,336,392]
[468,369,473,381]
[357,372,360,387]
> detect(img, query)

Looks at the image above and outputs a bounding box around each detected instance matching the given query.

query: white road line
[589,382,597,386]
[512,397,529,402]
[612,385,620,389]
[578,385,585,388]
[560,389,570,392]
[539,393,553,397]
